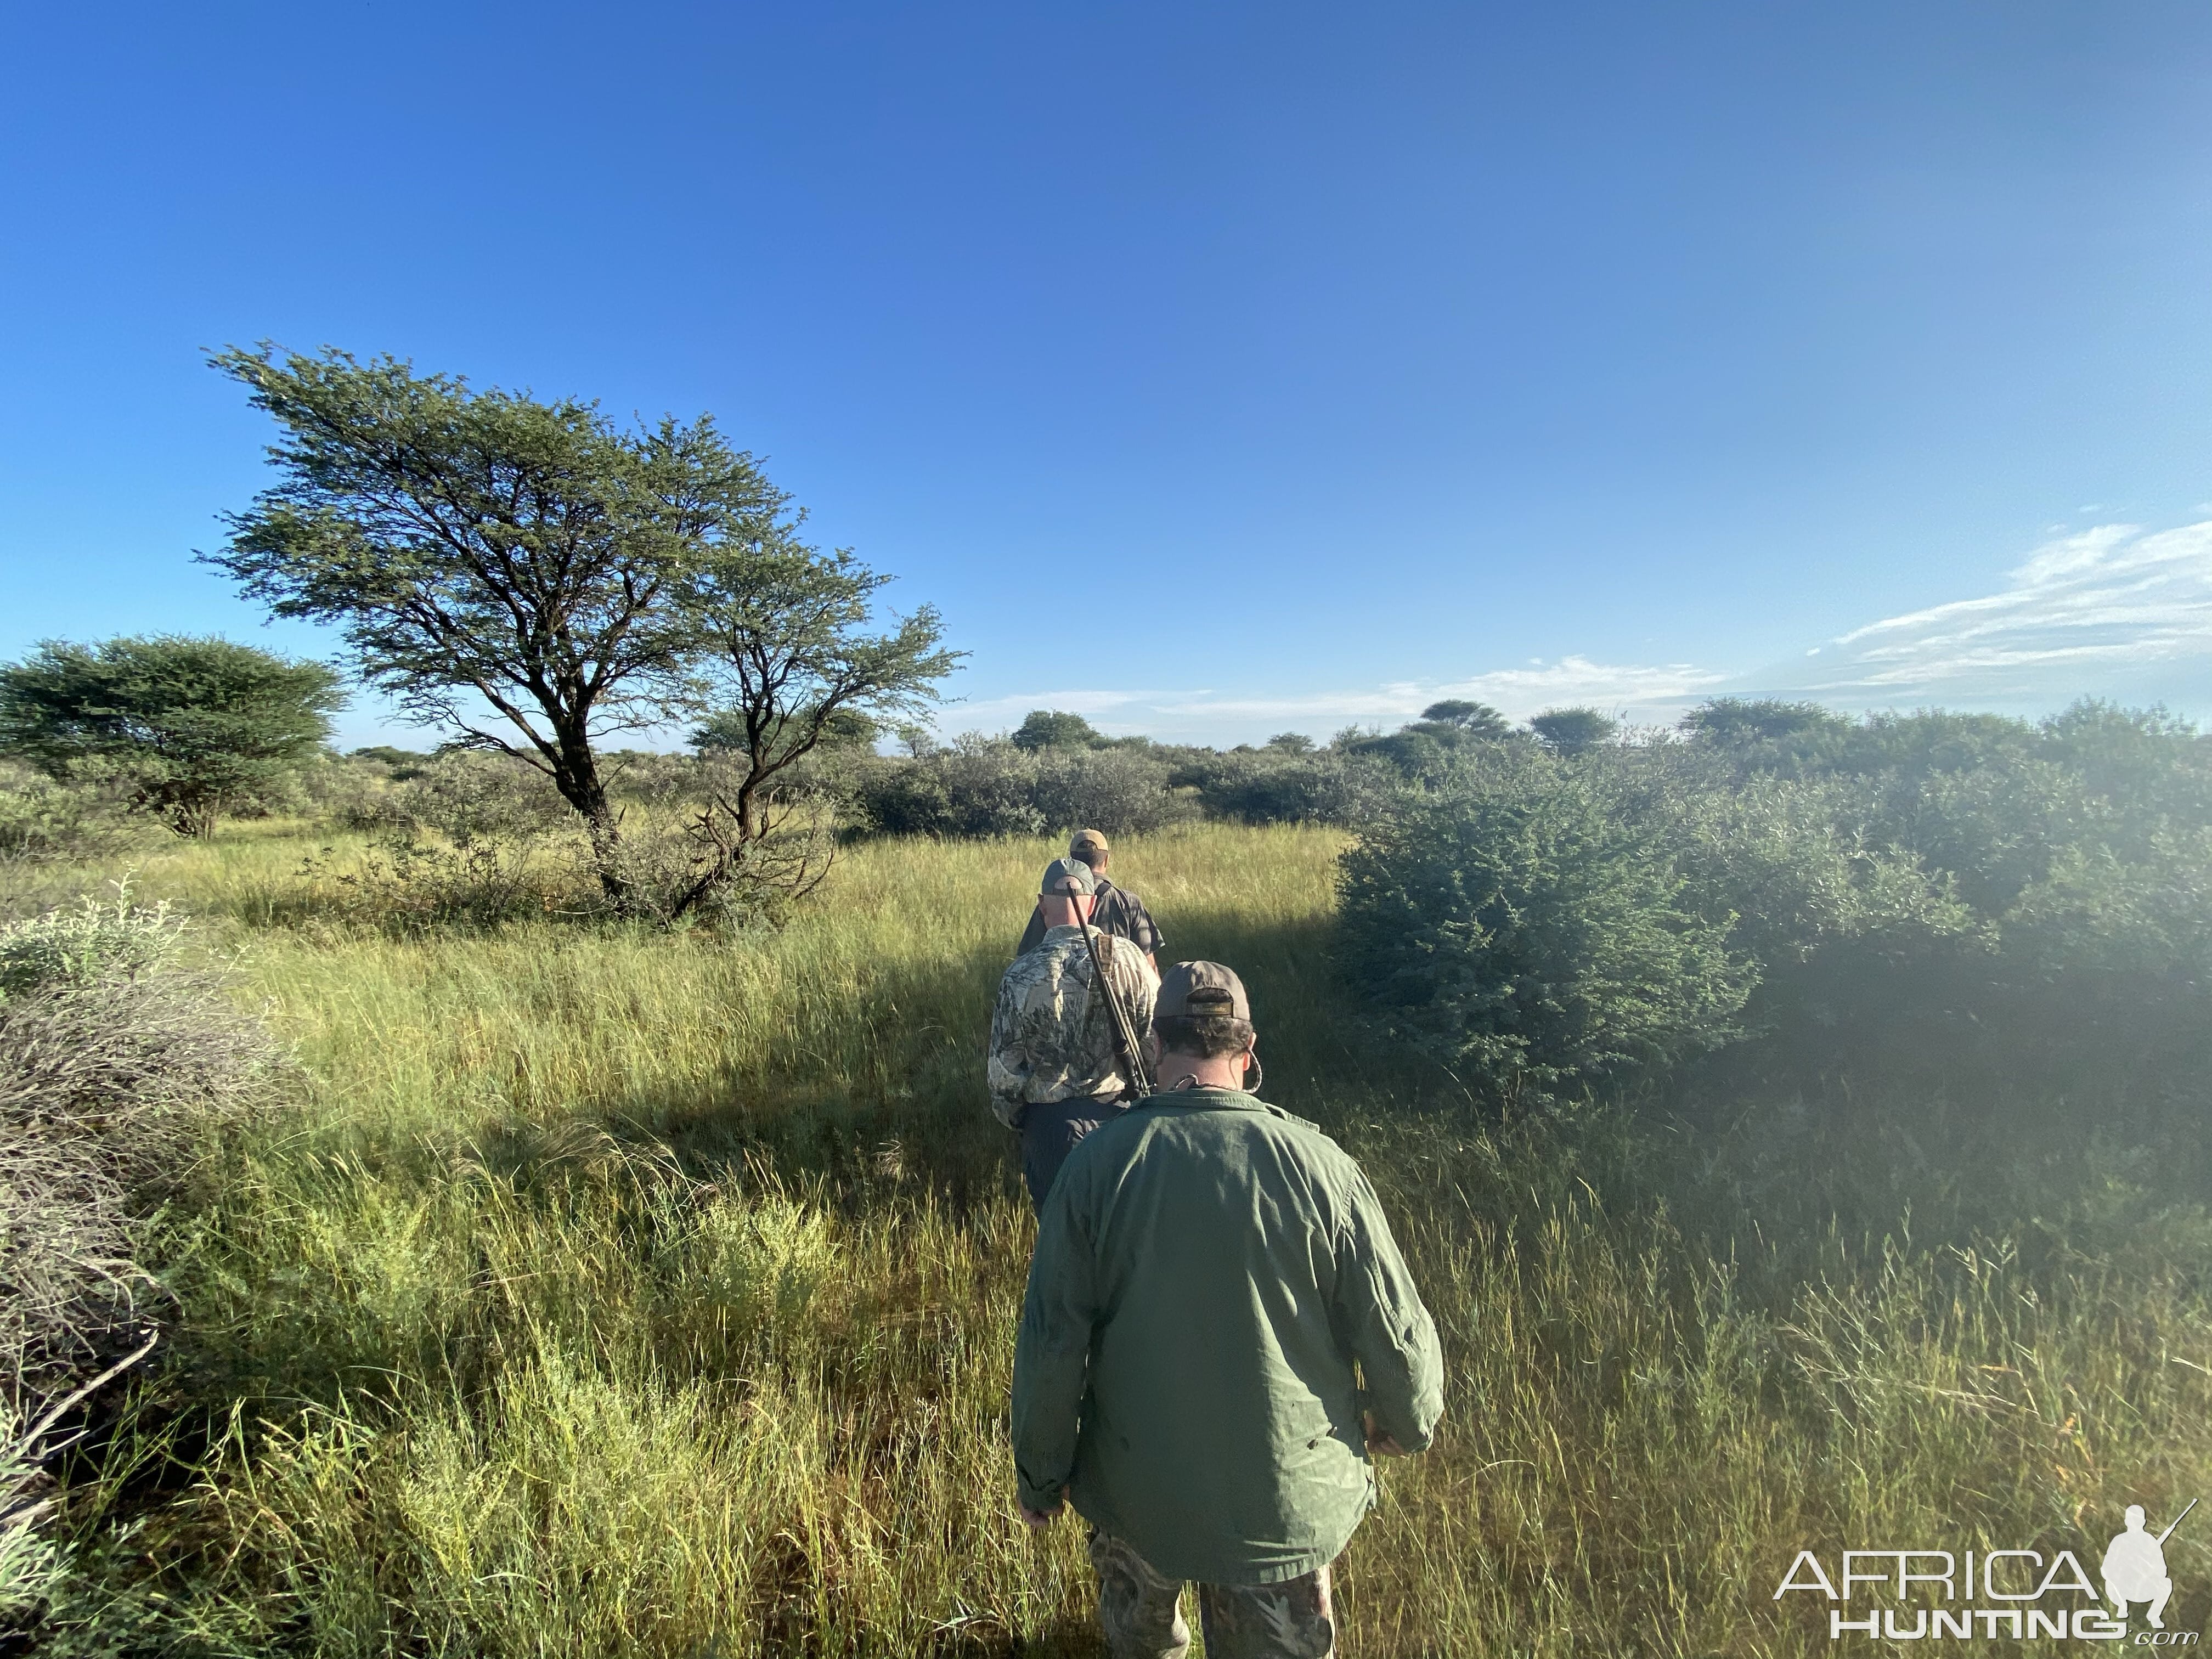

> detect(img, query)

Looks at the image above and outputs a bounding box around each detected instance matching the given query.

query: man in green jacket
[1011,962,1444,1658]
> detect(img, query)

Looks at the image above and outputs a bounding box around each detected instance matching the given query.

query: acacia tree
[202,346,791,893]
[1011,710,1104,752]
[671,531,960,915]
[1346,698,1516,778]
[1418,699,1510,737]
[0,635,342,836]
[1528,707,1618,756]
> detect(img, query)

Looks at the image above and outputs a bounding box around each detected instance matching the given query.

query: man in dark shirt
[1016,829,1163,965]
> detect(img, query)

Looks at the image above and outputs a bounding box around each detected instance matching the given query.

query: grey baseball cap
[1040,856,1098,897]
[1156,960,1250,1020]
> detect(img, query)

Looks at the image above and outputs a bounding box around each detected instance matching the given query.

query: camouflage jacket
[987,925,1160,1128]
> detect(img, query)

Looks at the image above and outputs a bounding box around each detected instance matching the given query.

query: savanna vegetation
[2,348,2206,1655]
[1,690,2208,1656]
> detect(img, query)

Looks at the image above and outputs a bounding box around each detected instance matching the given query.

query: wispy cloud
[940,657,1725,743]
[1754,519,2212,706]
[933,518,2212,747]
[1149,657,1725,726]
[941,688,1168,726]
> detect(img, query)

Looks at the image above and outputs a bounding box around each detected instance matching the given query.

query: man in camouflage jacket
[989,857,1160,1209]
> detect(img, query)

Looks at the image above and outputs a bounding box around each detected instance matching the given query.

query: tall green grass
[30,824,2212,1655]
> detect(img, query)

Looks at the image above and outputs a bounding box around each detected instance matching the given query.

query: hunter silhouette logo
[1774,1498,2202,1641]
[2105,1500,2193,1632]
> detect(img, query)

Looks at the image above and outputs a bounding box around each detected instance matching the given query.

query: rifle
[2157,1498,2198,1547]
[1070,889,1153,1100]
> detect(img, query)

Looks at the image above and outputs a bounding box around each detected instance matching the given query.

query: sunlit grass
[34,822,2212,1655]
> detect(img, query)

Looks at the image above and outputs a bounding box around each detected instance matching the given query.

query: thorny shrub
[0,890,281,1414]
[0,763,146,870]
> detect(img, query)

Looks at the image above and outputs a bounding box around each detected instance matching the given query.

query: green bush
[0,890,180,1003]
[2036,698,2212,821]
[850,736,1194,838]
[1028,746,1198,836]
[296,838,580,935]
[279,749,408,825]
[346,751,574,845]
[850,755,957,837]
[1345,722,1522,781]
[1629,769,1977,967]
[2000,825,2212,986]
[1188,748,1393,826]
[1336,701,2212,1088]
[0,763,144,868]
[1337,759,1754,1092]
[927,738,1049,837]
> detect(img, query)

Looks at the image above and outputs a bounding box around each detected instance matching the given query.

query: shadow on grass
[1000,1612,1107,1657]
[1643,956,2212,1277]
[496,905,1465,1216]
[573,928,1030,1210]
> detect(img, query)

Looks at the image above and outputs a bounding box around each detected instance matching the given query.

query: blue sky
[3,2,2209,748]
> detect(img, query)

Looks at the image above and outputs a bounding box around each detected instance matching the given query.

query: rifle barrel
[1069,893,1150,1098]
[2157,1497,2197,1545]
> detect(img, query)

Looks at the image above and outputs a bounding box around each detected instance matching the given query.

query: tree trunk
[586,799,630,906]
[545,725,632,909]
[162,791,221,838]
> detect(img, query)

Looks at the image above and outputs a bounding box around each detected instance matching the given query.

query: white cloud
[924,519,2212,748]
[1753,520,2212,708]
[941,687,1166,726]
[938,656,1726,744]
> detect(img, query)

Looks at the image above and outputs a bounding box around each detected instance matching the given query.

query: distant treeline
[13,677,2212,1107]
[266,698,1597,847]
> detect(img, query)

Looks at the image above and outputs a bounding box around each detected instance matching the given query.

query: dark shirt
[1017,876,1163,960]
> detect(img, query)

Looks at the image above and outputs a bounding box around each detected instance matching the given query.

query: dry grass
[14,823,2212,1655]
[1,895,281,1417]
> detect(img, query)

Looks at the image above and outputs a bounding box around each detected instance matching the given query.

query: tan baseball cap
[1155,960,1250,1020]
[1069,828,1110,859]
[1040,856,1098,897]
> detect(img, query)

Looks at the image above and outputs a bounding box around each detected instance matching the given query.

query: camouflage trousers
[1087,1529,1336,1659]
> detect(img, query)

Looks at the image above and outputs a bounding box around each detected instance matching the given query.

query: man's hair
[1154,1013,1254,1059]
[1074,846,1107,871]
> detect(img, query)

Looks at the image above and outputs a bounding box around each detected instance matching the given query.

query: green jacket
[1011,1088,1444,1585]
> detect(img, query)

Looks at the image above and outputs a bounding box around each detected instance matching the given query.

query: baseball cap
[1069,828,1110,859]
[1155,960,1250,1021]
[1040,856,1098,897]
